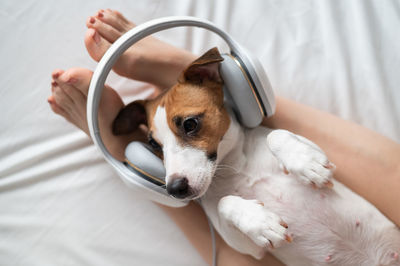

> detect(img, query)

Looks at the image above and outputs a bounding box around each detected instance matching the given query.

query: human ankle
[146,49,196,89]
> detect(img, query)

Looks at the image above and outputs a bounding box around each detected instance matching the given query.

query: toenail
[51,81,58,87]
[100,9,104,12]
[52,72,59,79]
[97,11,103,18]
[89,17,95,24]
[67,77,78,84]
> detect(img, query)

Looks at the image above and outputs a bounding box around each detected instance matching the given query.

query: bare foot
[48,67,146,161]
[49,9,197,159]
[84,9,196,88]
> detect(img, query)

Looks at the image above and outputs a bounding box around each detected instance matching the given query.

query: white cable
[197,199,217,266]
[206,214,217,266]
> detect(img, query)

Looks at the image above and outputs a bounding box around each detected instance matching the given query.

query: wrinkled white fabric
[0,0,399,265]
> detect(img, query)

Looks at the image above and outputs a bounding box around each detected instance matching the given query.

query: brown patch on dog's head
[113,47,230,160]
[112,100,147,135]
[178,47,224,85]
[112,94,166,157]
[112,47,231,198]
[165,47,229,158]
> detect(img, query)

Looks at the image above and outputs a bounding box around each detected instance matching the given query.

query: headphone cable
[197,199,217,266]
[206,214,217,266]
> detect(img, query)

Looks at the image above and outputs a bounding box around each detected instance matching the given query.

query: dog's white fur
[153,106,215,197]
[154,105,400,265]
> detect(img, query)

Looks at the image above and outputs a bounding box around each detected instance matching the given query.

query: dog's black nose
[167,177,190,199]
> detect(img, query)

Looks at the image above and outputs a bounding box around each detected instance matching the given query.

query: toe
[107,9,131,24]
[55,71,88,113]
[98,9,134,33]
[84,28,112,62]
[59,68,93,96]
[48,95,69,118]
[52,85,74,114]
[52,69,64,80]
[263,230,286,247]
[86,16,121,43]
[51,81,57,92]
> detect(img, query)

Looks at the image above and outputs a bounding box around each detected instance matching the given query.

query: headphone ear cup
[124,142,166,184]
[220,54,265,128]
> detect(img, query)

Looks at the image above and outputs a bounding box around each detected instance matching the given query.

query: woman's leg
[84,9,195,89]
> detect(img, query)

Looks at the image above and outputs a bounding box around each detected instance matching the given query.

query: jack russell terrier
[113,48,400,266]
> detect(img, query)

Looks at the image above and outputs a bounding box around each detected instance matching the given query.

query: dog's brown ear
[179,47,224,85]
[112,100,147,135]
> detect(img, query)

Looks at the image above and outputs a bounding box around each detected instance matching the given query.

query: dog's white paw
[267,129,335,188]
[218,196,291,249]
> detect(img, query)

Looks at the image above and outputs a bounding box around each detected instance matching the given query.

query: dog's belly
[207,171,400,265]
[252,175,399,265]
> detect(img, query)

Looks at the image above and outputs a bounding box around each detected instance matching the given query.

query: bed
[0,0,399,265]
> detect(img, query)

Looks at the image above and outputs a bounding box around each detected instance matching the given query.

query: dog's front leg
[217,195,291,259]
[267,129,335,188]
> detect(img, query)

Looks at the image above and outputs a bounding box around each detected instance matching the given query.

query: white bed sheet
[0,0,399,265]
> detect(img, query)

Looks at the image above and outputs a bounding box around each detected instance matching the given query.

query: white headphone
[87,16,275,207]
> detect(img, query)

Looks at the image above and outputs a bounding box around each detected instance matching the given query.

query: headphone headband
[87,16,248,207]
[88,16,249,171]
[87,16,274,207]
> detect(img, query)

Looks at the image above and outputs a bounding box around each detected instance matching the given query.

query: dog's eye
[183,118,198,134]
[148,138,161,151]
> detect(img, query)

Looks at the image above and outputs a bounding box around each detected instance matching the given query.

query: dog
[112,48,400,265]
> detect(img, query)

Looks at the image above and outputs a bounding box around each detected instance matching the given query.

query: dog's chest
[208,127,346,226]
[210,126,306,203]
